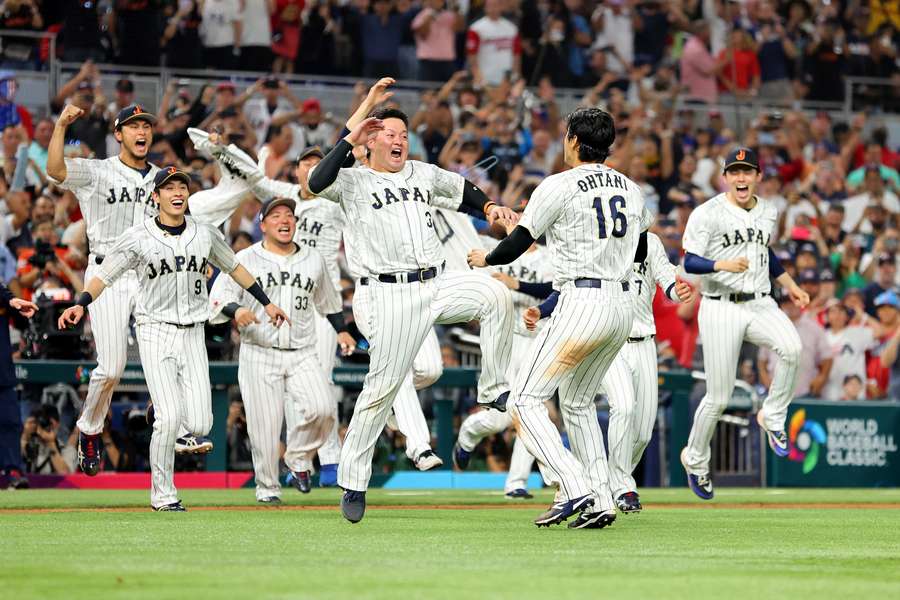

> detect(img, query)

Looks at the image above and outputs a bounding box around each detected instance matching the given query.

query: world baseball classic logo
[788,409,827,474]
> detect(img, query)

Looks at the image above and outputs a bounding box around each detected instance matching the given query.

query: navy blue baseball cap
[723,147,760,172]
[153,166,190,190]
[260,197,297,220]
[114,103,156,130]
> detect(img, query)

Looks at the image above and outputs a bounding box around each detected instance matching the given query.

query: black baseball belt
[574,278,630,292]
[628,334,655,343]
[360,262,446,285]
[704,292,769,303]
[164,322,197,329]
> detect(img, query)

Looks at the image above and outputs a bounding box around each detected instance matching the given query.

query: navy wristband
[247,282,271,306]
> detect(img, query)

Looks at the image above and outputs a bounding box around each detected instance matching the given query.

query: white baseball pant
[683,297,801,474]
[314,312,343,466]
[457,332,543,492]
[339,271,513,491]
[510,284,633,512]
[76,262,138,435]
[352,280,444,462]
[239,343,336,500]
[136,323,212,509]
[602,337,658,499]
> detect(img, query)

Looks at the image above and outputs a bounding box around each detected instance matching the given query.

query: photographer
[16,220,83,301]
[21,405,71,474]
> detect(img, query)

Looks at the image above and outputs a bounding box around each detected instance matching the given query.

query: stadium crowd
[2,0,900,481]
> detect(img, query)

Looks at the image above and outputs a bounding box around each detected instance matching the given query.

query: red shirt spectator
[716,30,760,94]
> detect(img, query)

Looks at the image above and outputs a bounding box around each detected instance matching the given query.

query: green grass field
[3,487,900,600]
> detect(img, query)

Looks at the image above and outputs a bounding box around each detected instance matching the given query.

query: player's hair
[565,108,615,163]
[369,107,409,127]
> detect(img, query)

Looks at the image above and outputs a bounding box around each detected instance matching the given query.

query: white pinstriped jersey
[627,233,677,338]
[315,161,465,275]
[293,198,345,288]
[98,216,239,325]
[682,193,777,295]
[209,243,340,350]
[432,208,485,271]
[518,163,652,286]
[53,157,161,257]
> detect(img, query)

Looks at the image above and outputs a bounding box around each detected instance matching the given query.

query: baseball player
[209,197,354,503]
[453,222,556,499]
[47,103,166,475]
[681,148,808,500]
[468,107,652,529]
[212,103,448,477]
[58,167,289,511]
[308,102,517,523]
[528,232,692,512]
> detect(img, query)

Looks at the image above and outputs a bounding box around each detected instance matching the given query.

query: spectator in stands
[846,142,900,191]
[111,0,161,67]
[26,118,51,179]
[822,299,876,401]
[359,0,417,78]
[804,18,847,103]
[201,0,243,70]
[590,0,633,80]
[467,0,521,87]
[412,0,465,82]
[260,123,293,178]
[842,167,900,235]
[296,0,339,75]
[758,291,832,398]
[16,220,83,302]
[60,0,106,63]
[240,0,274,72]
[754,0,796,102]
[227,399,252,470]
[680,21,718,105]
[0,0,43,69]
[52,65,109,158]
[295,98,337,151]
[633,0,685,69]
[869,289,900,397]
[162,0,204,69]
[21,405,71,474]
[271,0,303,73]
[0,279,34,488]
[717,28,761,99]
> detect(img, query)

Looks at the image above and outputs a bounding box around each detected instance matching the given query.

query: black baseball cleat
[452,443,471,470]
[258,496,282,505]
[534,494,593,527]
[616,491,642,513]
[291,470,312,493]
[568,509,617,529]
[2,469,29,490]
[341,490,366,523]
[505,488,534,499]
[153,501,186,512]
[479,391,509,412]
[78,432,102,476]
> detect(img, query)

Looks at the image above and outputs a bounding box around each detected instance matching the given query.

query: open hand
[366,77,396,105]
[9,298,38,318]
[467,249,488,268]
[344,117,383,147]
[58,305,85,329]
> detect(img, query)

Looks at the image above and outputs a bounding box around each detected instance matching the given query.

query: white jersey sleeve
[518,177,564,240]
[312,251,342,316]
[424,163,466,211]
[208,267,246,325]
[682,204,711,256]
[312,166,355,203]
[56,157,95,190]
[206,224,240,274]
[628,232,676,337]
[97,227,143,285]
[649,233,677,295]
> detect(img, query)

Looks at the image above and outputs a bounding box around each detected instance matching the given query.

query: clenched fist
[56,104,84,129]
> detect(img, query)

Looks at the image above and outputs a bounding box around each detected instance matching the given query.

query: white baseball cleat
[175,435,213,455]
[414,450,444,471]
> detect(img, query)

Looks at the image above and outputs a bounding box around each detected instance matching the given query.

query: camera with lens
[21,295,89,360]
[28,240,59,270]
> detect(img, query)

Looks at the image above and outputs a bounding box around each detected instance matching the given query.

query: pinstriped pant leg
[78,268,136,435]
[684,299,745,474]
[412,329,443,390]
[137,323,182,509]
[285,348,337,473]
[745,299,802,430]
[432,271,514,404]
[458,409,511,451]
[314,312,343,466]
[629,339,659,489]
[179,326,213,438]
[392,372,433,461]
[338,281,435,492]
[505,437,537,493]
[239,344,286,500]
[601,352,636,499]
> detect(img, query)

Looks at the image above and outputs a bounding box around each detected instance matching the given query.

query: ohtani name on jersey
[146,255,208,279]
[721,228,771,248]
[106,187,153,206]
[576,172,627,192]
[370,187,431,209]
[256,271,315,292]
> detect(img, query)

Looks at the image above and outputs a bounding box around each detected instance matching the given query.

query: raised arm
[47,105,84,183]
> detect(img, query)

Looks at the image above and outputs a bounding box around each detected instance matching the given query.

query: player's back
[520,164,649,287]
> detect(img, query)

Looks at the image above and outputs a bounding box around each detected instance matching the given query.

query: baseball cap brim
[261,197,297,219]
[295,146,324,163]
[723,160,759,172]
[154,169,191,189]
[116,112,157,129]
